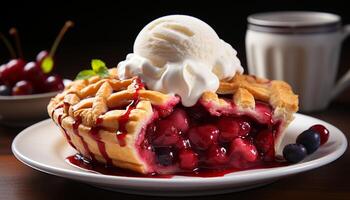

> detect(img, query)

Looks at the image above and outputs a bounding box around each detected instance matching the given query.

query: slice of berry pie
[48,69,298,174]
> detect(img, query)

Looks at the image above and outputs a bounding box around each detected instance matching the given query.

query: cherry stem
[9,28,24,59]
[49,20,74,57]
[0,32,17,59]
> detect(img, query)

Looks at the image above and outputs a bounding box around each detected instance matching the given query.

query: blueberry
[283,144,307,163]
[155,147,175,166]
[296,129,321,154]
[0,85,11,96]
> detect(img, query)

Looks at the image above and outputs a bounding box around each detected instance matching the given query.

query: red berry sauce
[115,78,144,146]
[66,153,286,178]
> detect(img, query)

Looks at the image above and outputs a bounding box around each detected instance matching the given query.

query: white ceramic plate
[12,113,347,196]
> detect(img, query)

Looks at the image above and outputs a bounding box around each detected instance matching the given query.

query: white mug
[245,11,350,112]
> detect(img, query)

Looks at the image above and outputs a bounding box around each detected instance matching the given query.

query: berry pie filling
[135,98,283,174]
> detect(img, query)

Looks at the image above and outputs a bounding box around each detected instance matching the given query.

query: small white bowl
[0,79,70,127]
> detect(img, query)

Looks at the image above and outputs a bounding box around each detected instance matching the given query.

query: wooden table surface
[1,101,349,200]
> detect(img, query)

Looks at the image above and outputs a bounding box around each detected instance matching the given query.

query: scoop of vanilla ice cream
[118,15,243,106]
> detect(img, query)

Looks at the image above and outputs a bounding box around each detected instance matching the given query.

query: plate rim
[12,114,348,185]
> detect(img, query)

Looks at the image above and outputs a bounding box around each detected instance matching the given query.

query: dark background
[1,0,350,91]
[1,3,350,199]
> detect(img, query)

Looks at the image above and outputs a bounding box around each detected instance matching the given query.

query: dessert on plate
[48,15,299,175]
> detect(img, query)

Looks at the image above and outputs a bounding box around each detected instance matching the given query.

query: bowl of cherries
[0,21,73,126]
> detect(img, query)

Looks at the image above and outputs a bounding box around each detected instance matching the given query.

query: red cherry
[255,130,274,154]
[310,124,329,145]
[37,21,74,75]
[255,130,275,161]
[152,120,180,147]
[12,80,33,95]
[206,145,229,166]
[23,62,44,79]
[188,124,219,150]
[166,108,189,133]
[23,62,47,93]
[179,149,198,170]
[0,59,25,86]
[217,117,251,142]
[230,138,258,162]
[36,50,55,74]
[44,75,64,92]
[36,50,49,66]
[238,120,251,136]
[217,117,240,142]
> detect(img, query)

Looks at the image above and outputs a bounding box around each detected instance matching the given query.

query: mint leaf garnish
[91,59,106,72]
[75,70,96,80]
[75,59,110,80]
[91,59,109,78]
[95,65,109,78]
[41,56,54,74]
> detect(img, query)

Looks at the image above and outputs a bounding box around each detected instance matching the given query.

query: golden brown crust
[218,74,298,114]
[48,74,177,173]
[233,88,255,109]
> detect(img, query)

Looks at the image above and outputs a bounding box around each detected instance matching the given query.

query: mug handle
[331,24,350,99]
